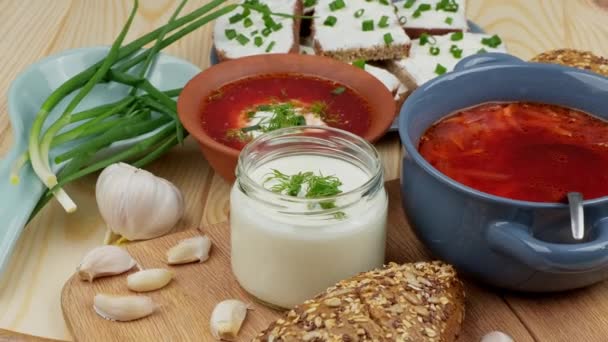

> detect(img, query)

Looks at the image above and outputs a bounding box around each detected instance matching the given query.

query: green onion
[324,15,337,26]
[332,86,346,95]
[445,17,453,25]
[379,0,389,5]
[383,33,394,45]
[435,63,447,75]
[477,48,488,54]
[378,15,389,28]
[229,13,243,23]
[412,3,431,18]
[304,0,317,7]
[436,0,459,12]
[404,0,416,9]
[449,44,463,58]
[450,31,464,41]
[329,0,345,11]
[354,9,365,18]
[262,27,272,36]
[481,34,502,48]
[272,22,283,31]
[419,32,436,45]
[352,60,366,69]
[429,46,440,55]
[362,19,374,31]
[243,17,253,27]
[399,16,407,25]
[250,30,258,36]
[266,41,276,52]
[254,36,264,46]
[225,29,237,39]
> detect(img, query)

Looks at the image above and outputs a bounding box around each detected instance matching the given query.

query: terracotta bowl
[177,54,396,182]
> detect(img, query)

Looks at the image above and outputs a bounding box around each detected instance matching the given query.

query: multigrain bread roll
[253,261,465,342]
[531,49,608,78]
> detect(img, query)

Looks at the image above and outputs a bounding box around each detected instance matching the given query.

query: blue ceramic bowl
[398,53,608,291]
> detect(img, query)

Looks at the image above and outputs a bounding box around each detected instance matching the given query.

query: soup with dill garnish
[418,102,608,203]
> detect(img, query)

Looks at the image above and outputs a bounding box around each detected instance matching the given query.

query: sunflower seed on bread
[253,261,465,342]
[531,49,608,77]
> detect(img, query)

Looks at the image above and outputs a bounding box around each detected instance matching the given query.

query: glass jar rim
[235,126,384,214]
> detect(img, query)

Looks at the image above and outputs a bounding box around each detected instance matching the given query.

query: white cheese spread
[394,0,467,31]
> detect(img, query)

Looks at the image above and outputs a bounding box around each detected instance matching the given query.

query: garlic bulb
[96,163,184,241]
[77,245,136,282]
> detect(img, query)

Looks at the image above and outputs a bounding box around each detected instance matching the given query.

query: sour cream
[230,127,387,309]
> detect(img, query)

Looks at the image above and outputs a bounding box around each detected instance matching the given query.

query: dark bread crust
[312,39,411,63]
[215,0,303,62]
[404,27,466,39]
[254,261,465,342]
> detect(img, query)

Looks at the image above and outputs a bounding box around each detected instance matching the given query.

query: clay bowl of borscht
[398,52,608,292]
[177,54,396,182]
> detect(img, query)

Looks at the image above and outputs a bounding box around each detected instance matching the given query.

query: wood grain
[0,0,607,341]
[60,181,534,341]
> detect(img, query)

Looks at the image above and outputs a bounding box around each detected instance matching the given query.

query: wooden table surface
[0,0,607,341]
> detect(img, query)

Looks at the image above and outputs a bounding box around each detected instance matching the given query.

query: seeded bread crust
[312,39,411,63]
[253,261,465,342]
[531,49,608,77]
[215,0,303,62]
[403,27,465,40]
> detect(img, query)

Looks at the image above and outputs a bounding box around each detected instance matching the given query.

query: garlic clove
[210,299,248,341]
[481,331,514,342]
[127,268,173,292]
[166,235,212,265]
[77,245,136,282]
[93,294,156,322]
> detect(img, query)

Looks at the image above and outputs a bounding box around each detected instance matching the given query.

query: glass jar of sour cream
[230,126,387,309]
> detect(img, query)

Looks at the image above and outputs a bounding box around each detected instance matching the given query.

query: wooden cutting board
[61,181,534,341]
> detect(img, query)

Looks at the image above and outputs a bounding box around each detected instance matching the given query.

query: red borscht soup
[419,102,608,203]
[201,74,372,150]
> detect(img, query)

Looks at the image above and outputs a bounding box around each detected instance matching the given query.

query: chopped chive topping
[445,17,453,25]
[273,23,283,31]
[225,29,237,40]
[419,33,436,45]
[324,15,337,26]
[435,63,447,75]
[362,19,374,31]
[352,60,366,69]
[304,0,317,7]
[250,30,259,36]
[429,46,440,55]
[481,34,502,48]
[243,17,253,28]
[262,27,272,36]
[404,0,416,9]
[413,3,431,18]
[399,16,408,25]
[450,46,463,58]
[236,34,250,46]
[378,15,390,28]
[329,0,346,11]
[263,14,279,30]
[241,7,251,17]
[265,41,276,52]
[254,36,263,47]
[450,31,464,41]
[332,86,346,95]
[384,33,394,45]
[354,9,365,18]
[229,13,243,24]
[379,0,390,5]
[436,0,459,12]
[477,48,488,54]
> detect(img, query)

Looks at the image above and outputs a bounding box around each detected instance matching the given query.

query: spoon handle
[567,192,585,240]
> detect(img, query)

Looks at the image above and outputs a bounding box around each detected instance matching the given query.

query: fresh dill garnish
[264,169,346,219]
[331,86,346,95]
[225,128,252,142]
[309,101,339,123]
[225,102,307,142]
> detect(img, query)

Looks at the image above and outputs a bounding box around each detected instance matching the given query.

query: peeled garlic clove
[77,245,136,282]
[127,268,173,292]
[93,294,156,322]
[481,331,514,342]
[210,299,248,341]
[166,235,212,265]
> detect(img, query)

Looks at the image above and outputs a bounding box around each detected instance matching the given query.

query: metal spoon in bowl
[568,192,585,240]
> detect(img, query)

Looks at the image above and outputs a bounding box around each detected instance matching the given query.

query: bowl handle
[454,53,524,72]
[486,219,608,273]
